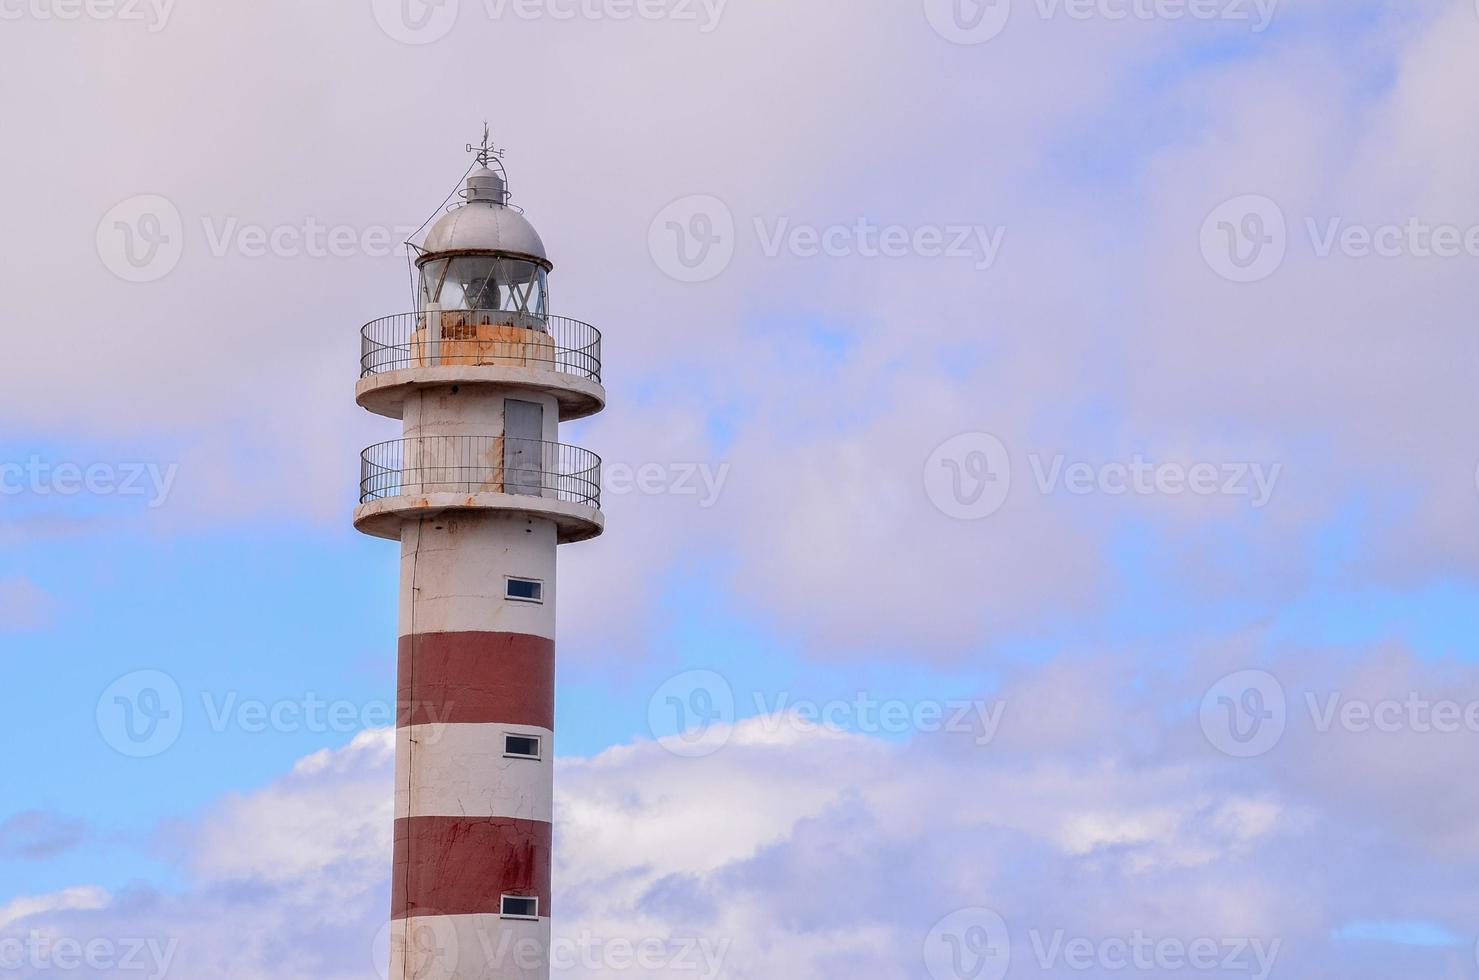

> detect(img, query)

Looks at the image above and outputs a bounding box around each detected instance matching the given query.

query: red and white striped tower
[354,137,605,980]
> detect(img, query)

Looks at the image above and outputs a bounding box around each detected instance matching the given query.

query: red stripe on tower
[392,815,553,919]
[397,632,555,729]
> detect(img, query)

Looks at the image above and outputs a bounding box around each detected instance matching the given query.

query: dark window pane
[505,735,540,758]
[501,896,538,918]
[506,578,543,601]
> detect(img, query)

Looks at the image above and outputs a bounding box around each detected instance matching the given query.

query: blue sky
[6,452,1475,899]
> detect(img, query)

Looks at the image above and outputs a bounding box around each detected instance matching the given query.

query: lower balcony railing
[359,436,601,509]
[360,310,602,383]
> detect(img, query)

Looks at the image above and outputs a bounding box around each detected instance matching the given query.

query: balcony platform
[355,435,604,544]
[358,311,606,421]
[356,364,605,421]
[353,490,604,543]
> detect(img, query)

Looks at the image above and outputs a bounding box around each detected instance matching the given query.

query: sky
[3,0,1479,976]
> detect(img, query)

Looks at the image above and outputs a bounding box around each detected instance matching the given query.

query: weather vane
[467,122,505,168]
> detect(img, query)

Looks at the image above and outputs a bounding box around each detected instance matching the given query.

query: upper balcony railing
[359,435,601,509]
[360,310,601,384]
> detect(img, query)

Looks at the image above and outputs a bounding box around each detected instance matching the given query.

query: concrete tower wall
[402,385,561,444]
[398,516,557,640]
[390,509,559,978]
[391,479,559,976]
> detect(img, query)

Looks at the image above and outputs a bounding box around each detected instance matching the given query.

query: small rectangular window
[504,734,541,760]
[505,577,544,603]
[501,895,539,919]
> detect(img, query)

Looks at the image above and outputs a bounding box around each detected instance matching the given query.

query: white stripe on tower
[389,916,551,980]
[395,723,555,823]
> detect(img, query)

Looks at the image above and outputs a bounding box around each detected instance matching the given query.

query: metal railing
[359,436,601,508]
[360,310,601,383]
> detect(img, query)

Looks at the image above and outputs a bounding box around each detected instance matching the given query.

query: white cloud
[0,886,110,931]
[187,729,394,887]
[9,0,1474,660]
[7,641,1478,976]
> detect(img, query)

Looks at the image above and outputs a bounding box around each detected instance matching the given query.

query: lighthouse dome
[423,203,547,263]
[422,168,548,264]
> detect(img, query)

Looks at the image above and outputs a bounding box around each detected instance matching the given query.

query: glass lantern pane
[418,256,548,317]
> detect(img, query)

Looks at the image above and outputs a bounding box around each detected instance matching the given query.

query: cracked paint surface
[392,816,552,919]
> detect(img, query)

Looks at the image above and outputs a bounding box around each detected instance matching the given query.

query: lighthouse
[354,136,605,979]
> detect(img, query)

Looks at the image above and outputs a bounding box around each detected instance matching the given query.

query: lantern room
[355,144,605,426]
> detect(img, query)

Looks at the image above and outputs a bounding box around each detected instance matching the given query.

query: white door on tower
[504,399,544,496]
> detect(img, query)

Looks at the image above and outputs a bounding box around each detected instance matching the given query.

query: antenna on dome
[467,122,505,169]
[464,122,511,206]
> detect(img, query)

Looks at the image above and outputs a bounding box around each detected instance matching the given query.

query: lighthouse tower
[354,137,605,979]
